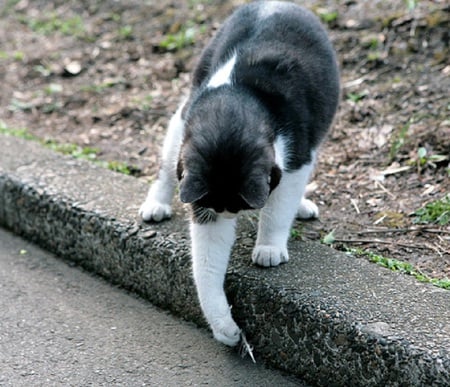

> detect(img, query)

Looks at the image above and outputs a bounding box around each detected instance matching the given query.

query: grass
[106,12,134,41]
[290,226,303,239]
[413,195,450,226]
[315,8,339,24]
[388,113,447,164]
[135,95,154,111]
[346,91,367,103]
[0,122,36,140]
[44,83,63,95]
[367,51,383,62]
[389,119,412,161]
[349,248,450,290]
[45,140,99,161]
[0,121,135,175]
[102,160,133,175]
[0,50,24,61]
[404,0,419,11]
[8,98,33,113]
[118,25,133,40]
[33,64,52,77]
[322,230,336,245]
[20,13,86,38]
[409,146,449,174]
[159,22,205,51]
[1,0,21,16]
[80,78,126,94]
[188,0,213,6]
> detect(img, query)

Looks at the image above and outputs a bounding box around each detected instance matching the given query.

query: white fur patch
[258,1,284,19]
[207,54,237,88]
[253,153,317,267]
[258,1,297,20]
[297,197,319,219]
[191,216,241,346]
[273,136,286,170]
[139,100,186,222]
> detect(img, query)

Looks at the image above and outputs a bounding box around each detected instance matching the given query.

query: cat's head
[177,88,281,215]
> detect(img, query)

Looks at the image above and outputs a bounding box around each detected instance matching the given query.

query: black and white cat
[139,1,340,347]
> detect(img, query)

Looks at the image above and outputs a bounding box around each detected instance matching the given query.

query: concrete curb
[1,135,449,386]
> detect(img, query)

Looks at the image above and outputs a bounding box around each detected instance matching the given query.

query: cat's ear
[240,182,269,209]
[177,158,208,203]
[179,173,208,204]
[269,165,282,192]
[240,165,282,209]
[176,159,184,181]
[240,177,270,209]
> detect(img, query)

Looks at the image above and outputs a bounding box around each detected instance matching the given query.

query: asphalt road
[0,228,305,386]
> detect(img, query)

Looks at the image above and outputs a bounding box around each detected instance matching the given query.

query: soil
[1,0,449,280]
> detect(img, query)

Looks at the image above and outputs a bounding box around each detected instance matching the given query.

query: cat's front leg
[253,162,315,267]
[191,213,241,346]
[139,100,186,222]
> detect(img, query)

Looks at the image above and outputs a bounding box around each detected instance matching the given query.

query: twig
[357,227,450,235]
[396,242,449,254]
[373,215,386,225]
[337,238,448,254]
[350,198,360,214]
[334,238,392,245]
[374,180,396,198]
[343,77,366,88]
[422,228,450,235]
[424,242,443,257]
[379,165,412,176]
[358,228,407,234]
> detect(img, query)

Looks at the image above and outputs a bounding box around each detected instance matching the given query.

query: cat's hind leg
[139,100,186,222]
[252,159,316,267]
[191,216,241,346]
[297,197,319,219]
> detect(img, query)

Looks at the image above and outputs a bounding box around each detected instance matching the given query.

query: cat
[139,1,340,347]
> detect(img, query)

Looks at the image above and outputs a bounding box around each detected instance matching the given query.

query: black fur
[178,1,339,221]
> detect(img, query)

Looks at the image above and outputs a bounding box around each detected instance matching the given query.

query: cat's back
[246,1,332,50]
[193,1,338,89]
[190,1,340,168]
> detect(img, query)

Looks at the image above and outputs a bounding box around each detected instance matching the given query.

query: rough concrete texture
[1,135,449,386]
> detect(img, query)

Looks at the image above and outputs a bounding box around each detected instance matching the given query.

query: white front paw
[297,197,319,219]
[252,245,289,267]
[139,200,172,222]
[211,315,241,347]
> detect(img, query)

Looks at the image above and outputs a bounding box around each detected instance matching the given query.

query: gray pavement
[0,228,304,386]
[1,135,449,386]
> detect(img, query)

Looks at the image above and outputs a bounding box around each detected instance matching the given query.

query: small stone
[141,229,157,239]
[361,321,393,337]
[127,225,140,237]
[242,238,253,246]
[64,61,82,76]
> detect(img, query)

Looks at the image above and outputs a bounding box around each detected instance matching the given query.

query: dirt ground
[1,0,449,280]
